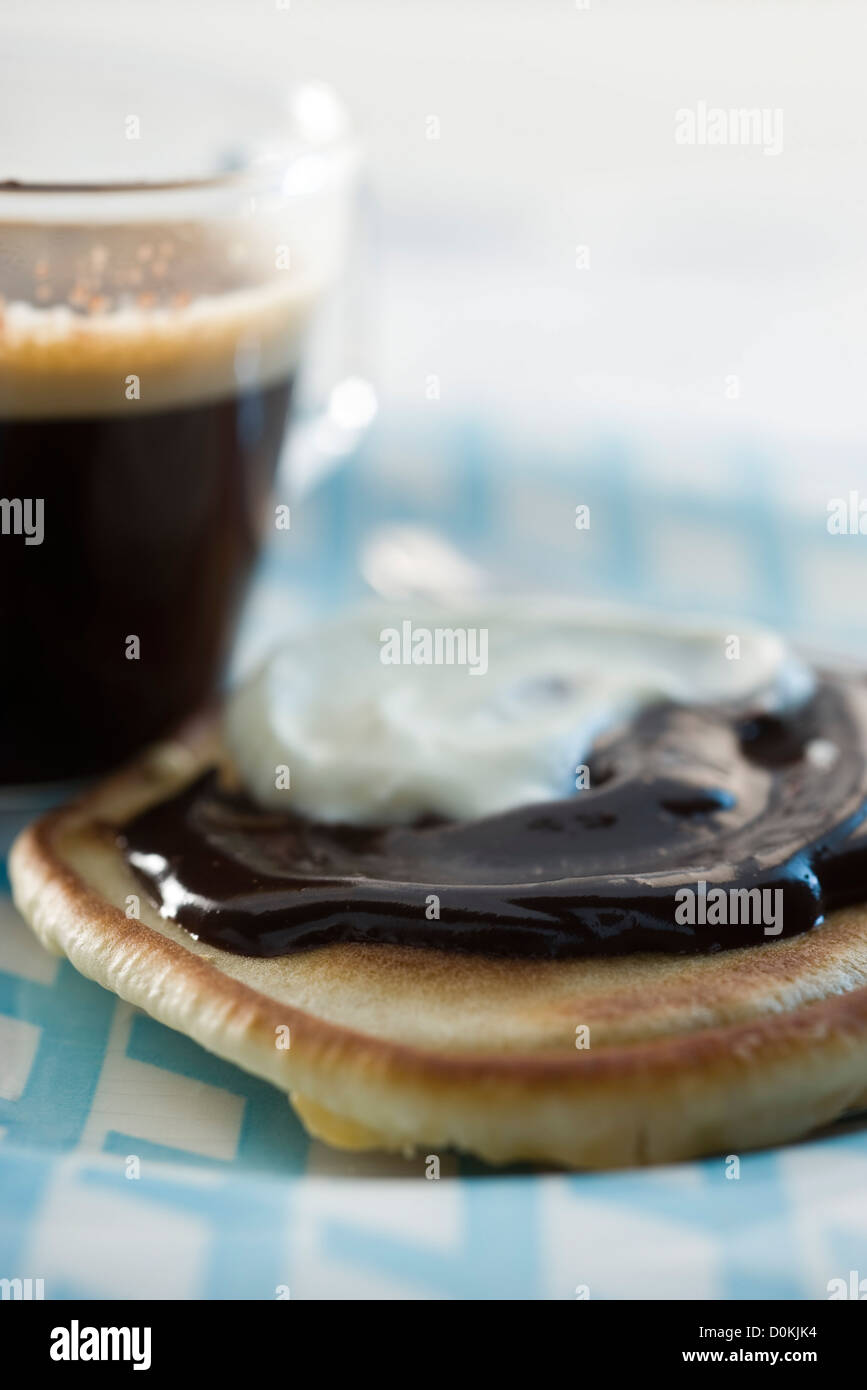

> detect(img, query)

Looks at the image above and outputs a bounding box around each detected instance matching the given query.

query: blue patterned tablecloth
[3,416,867,1299]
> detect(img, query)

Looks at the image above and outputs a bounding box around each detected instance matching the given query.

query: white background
[6,0,867,467]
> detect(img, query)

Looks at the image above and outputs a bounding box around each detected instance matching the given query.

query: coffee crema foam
[0,221,324,418]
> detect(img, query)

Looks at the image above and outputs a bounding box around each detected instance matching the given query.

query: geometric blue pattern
[0,960,114,1152]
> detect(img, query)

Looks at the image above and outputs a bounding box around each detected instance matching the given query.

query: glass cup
[0,36,360,799]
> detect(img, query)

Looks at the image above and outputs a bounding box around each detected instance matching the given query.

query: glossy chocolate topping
[121,673,867,959]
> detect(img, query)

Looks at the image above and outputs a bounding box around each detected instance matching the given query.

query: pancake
[10,713,867,1169]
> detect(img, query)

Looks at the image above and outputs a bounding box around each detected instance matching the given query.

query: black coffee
[0,381,292,782]
[0,214,318,784]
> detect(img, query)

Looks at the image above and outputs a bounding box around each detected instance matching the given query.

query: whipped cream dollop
[224,602,813,825]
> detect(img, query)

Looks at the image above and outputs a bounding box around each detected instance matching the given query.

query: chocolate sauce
[121,675,867,959]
